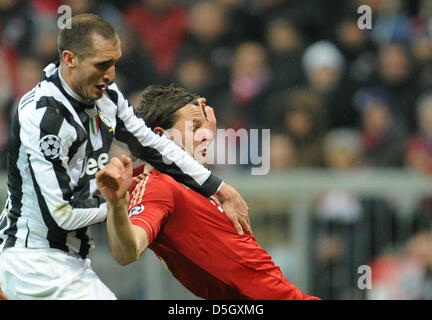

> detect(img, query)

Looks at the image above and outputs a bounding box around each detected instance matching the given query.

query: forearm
[106,198,141,265]
[28,155,108,230]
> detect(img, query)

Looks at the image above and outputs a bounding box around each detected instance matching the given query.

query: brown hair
[57,13,118,61]
[135,84,200,130]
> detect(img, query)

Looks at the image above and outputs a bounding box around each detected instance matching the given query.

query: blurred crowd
[1,0,432,174]
[2,0,432,300]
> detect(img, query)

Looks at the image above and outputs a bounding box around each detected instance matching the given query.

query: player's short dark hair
[57,13,118,61]
[135,84,200,130]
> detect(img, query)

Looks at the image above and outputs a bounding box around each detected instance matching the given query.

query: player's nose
[104,65,115,84]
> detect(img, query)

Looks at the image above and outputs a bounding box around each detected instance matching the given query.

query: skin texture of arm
[96,155,149,265]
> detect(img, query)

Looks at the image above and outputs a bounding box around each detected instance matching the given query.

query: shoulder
[105,83,124,104]
[18,84,78,143]
[130,170,180,199]
[151,171,184,191]
[138,170,177,190]
[107,82,121,92]
[18,83,56,118]
[129,170,179,212]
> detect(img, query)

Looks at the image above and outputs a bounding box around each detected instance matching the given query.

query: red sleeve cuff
[130,216,156,244]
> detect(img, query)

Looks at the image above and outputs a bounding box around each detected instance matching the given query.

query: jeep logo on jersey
[129,205,144,217]
[39,135,61,160]
[79,153,109,178]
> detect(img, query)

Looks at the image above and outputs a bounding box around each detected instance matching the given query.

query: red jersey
[128,165,319,300]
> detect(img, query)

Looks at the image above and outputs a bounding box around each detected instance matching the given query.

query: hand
[203,105,216,139]
[96,155,133,203]
[217,183,252,236]
[198,97,216,140]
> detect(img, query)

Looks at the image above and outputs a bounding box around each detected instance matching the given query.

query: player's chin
[91,87,105,100]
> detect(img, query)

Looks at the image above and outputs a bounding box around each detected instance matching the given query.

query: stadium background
[2,0,432,299]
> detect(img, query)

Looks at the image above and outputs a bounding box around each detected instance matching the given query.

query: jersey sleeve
[19,96,107,232]
[108,83,223,197]
[128,175,175,244]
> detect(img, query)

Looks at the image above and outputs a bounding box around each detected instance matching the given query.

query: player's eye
[193,120,203,132]
[96,61,113,69]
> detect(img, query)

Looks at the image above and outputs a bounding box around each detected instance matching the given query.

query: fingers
[230,204,252,236]
[195,97,214,123]
[240,215,253,235]
[218,183,252,236]
[224,207,244,236]
[110,157,124,171]
[96,156,133,201]
[96,156,130,189]
[121,154,132,169]
[121,155,133,177]
[96,169,120,191]
[197,97,206,106]
[197,98,206,117]
[203,105,216,138]
[99,162,121,179]
[99,155,132,178]
[96,167,120,182]
[203,105,215,122]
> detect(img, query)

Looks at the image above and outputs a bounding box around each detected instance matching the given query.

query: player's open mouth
[96,84,106,92]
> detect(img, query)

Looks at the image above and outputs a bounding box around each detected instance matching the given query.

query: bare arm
[106,197,148,266]
[96,155,149,265]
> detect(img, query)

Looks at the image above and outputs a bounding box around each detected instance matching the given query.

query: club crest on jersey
[39,135,61,160]
[129,205,144,217]
[99,112,112,128]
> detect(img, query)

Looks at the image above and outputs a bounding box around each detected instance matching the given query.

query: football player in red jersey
[96,85,320,300]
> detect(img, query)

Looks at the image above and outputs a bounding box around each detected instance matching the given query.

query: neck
[59,64,89,104]
[143,163,154,174]
[134,160,154,175]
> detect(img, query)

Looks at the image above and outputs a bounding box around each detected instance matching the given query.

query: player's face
[169,104,210,164]
[72,34,121,101]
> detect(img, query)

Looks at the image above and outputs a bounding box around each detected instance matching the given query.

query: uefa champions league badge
[39,135,62,160]
[128,205,144,217]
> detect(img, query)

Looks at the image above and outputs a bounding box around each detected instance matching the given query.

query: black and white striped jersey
[0,62,222,258]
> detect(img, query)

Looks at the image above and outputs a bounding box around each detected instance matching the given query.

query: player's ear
[62,50,77,68]
[154,127,165,136]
